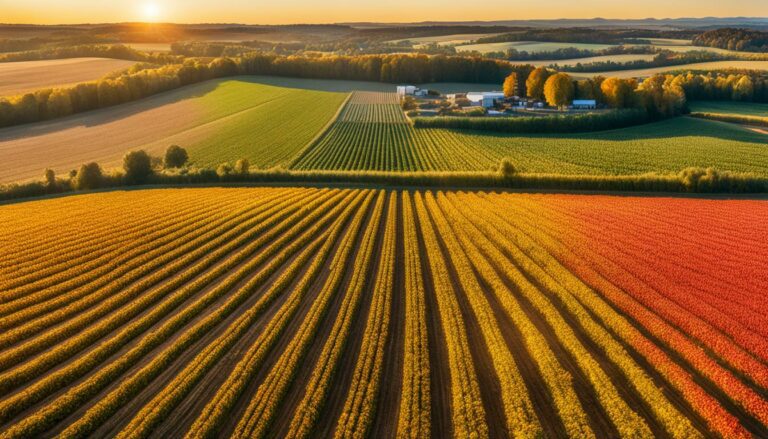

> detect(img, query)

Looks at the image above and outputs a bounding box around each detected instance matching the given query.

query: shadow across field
[0,80,223,142]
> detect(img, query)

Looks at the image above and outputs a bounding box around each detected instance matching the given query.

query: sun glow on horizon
[141,2,161,22]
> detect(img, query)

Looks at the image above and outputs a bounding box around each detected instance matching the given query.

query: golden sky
[1,0,766,24]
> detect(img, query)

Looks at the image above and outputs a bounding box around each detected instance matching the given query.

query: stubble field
[0,58,136,97]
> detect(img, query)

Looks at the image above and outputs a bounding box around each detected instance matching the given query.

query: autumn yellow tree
[543,73,575,109]
[526,67,551,100]
[600,77,638,108]
[503,72,518,98]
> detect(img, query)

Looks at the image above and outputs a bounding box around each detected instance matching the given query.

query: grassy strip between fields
[3,167,767,202]
[689,112,768,128]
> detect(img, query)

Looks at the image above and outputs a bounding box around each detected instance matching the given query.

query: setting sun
[141,2,161,21]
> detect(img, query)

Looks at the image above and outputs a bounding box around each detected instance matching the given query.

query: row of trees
[1,50,765,128]
[0,57,239,127]
[472,28,694,46]
[51,145,190,192]
[481,45,658,62]
[693,28,768,53]
[0,53,536,127]
[0,44,180,63]
[413,108,650,133]
[515,67,767,116]
[558,51,727,73]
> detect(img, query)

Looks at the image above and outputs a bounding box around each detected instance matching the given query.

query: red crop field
[1,188,766,438]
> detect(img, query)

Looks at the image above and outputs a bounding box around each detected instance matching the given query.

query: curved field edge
[0,187,766,438]
[0,76,351,183]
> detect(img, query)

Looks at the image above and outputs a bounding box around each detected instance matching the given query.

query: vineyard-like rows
[1,188,767,438]
[291,92,507,172]
[290,92,768,175]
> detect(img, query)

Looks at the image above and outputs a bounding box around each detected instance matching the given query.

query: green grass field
[292,92,768,176]
[688,101,768,117]
[147,78,349,169]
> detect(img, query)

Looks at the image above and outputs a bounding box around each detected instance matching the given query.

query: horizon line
[2,15,767,27]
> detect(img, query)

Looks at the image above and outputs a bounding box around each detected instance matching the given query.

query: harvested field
[529,53,657,67]
[387,33,504,46]
[122,43,172,52]
[0,76,348,183]
[0,187,766,438]
[0,57,135,97]
[457,41,617,54]
[568,60,768,79]
[292,92,768,175]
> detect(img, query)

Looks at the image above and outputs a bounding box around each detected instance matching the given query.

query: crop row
[1,188,765,438]
[335,192,397,439]
[231,191,376,438]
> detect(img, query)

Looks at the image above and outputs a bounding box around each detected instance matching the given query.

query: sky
[1,0,767,25]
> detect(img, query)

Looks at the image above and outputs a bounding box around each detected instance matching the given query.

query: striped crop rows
[1,187,766,438]
[290,92,511,172]
[289,94,768,176]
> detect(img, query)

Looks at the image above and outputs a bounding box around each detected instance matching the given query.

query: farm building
[397,85,427,97]
[572,99,597,109]
[466,91,505,108]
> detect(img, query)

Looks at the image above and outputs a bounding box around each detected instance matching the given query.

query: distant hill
[342,17,768,31]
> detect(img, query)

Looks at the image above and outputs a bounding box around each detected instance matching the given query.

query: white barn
[466,92,505,108]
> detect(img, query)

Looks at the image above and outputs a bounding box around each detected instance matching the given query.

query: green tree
[164,145,189,168]
[234,158,250,175]
[499,157,517,176]
[123,150,153,183]
[217,163,233,178]
[46,89,73,119]
[44,168,58,193]
[733,76,755,101]
[543,73,575,109]
[73,162,103,190]
[526,67,551,100]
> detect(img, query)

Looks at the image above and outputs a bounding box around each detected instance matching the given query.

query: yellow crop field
[1,187,766,438]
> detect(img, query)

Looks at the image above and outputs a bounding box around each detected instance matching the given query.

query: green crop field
[688,101,768,117]
[0,76,349,182]
[130,77,350,169]
[292,92,768,175]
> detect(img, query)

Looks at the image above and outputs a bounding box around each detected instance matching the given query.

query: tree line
[1,51,765,129]
[0,53,534,127]
[693,28,768,53]
[413,109,650,133]
[0,44,181,64]
[0,57,239,127]
[473,28,697,46]
[558,51,729,73]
